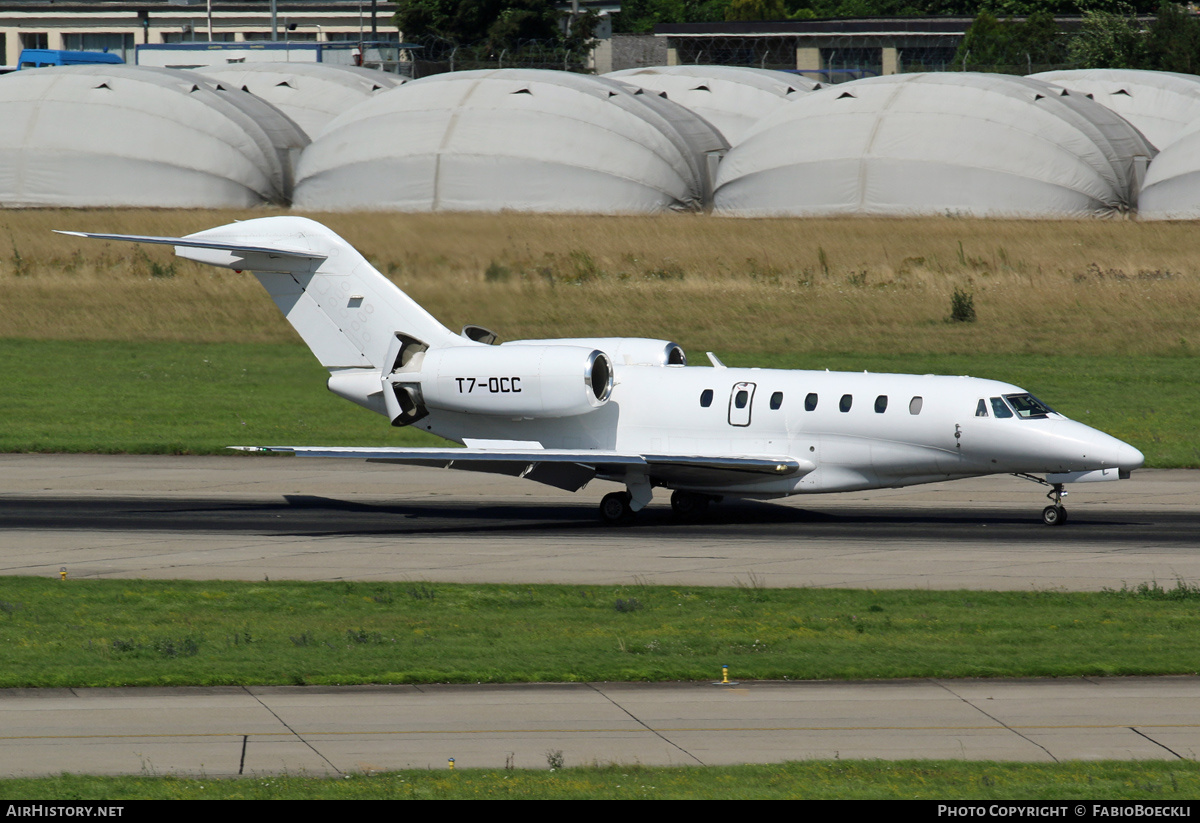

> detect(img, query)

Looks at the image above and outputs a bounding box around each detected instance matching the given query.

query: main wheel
[599,491,634,525]
[670,490,710,518]
[1042,505,1067,526]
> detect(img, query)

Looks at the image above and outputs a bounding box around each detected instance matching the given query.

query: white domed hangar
[606,64,816,144]
[293,68,728,213]
[0,64,308,208]
[196,62,406,140]
[714,72,1156,218]
[1030,68,1200,151]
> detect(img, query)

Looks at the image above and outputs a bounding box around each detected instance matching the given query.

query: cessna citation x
[63,217,1144,526]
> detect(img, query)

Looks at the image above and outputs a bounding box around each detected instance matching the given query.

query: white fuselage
[414,363,1143,498]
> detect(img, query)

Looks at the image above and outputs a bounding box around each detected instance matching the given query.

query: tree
[726,0,787,21]
[955,10,1013,70]
[613,0,730,35]
[953,10,1065,73]
[394,0,596,52]
[1066,3,1150,68]
[1018,10,1068,68]
[1145,2,1200,73]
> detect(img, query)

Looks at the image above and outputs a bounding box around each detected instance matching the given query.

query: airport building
[0,1,401,68]
[650,16,1106,83]
[0,1,622,73]
[656,17,970,83]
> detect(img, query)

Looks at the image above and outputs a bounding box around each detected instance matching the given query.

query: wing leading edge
[231,446,813,492]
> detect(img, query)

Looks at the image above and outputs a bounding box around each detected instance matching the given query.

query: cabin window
[909,396,923,415]
[805,393,818,411]
[770,391,783,410]
[734,390,749,409]
[839,394,853,413]
[1004,393,1055,419]
[700,389,713,408]
[990,397,1014,418]
[975,399,989,417]
[874,395,888,414]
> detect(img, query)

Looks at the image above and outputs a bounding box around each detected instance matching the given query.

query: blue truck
[16,49,125,69]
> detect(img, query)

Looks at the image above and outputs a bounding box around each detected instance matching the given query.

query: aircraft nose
[1090,429,1144,472]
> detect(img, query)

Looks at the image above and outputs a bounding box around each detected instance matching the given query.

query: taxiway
[2,454,1198,590]
[3,454,1199,776]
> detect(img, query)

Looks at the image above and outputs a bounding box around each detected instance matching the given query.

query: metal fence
[665,32,1079,82]
[407,35,593,77]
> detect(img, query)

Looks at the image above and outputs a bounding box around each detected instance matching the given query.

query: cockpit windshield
[1003,393,1056,419]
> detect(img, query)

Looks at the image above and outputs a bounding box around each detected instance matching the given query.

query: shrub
[949,288,977,323]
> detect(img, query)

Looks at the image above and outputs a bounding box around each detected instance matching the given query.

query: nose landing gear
[1016,474,1069,527]
[1042,483,1068,526]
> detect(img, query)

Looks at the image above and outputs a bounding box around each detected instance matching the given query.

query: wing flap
[638,454,812,488]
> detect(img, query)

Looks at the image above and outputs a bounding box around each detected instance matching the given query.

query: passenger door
[728,382,756,427]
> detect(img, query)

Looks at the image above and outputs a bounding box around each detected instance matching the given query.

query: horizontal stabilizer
[55,230,316,258]
[53,230,325,273]
[59,216,465,370]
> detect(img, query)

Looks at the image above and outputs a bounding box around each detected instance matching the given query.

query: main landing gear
[599,491,636,525]
[1016,473,1068,526]
[599,477,654,525]
[598,488,720,525]
[670,490,717,519]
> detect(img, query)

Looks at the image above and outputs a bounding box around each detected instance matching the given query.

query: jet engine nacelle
[405,345,613,418]
[504,338,686,367]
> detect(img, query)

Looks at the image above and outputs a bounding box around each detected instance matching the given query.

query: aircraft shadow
[0,494,1163,542]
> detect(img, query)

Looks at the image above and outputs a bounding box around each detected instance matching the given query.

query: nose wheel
[1042,503,1067,526]
[1041,482,1068,527]
[1015,474,1069,527]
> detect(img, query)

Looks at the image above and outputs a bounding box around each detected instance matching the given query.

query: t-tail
[58,216,466,424]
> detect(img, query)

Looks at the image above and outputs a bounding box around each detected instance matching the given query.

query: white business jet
[62,216,1144,526]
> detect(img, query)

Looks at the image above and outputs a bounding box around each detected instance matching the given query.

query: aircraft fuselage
[418,364,1142,497]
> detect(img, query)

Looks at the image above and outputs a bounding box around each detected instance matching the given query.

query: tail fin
[58,216,462,369]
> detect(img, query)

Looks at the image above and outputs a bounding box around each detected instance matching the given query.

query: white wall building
[1,1,399,69]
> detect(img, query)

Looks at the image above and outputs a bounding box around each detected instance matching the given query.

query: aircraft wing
[231,446,812,492]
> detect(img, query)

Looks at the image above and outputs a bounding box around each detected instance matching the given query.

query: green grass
[3,577,1200,689]
[0,339,441,454]
[3,761,1200,799]
[0,339,1194,466]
